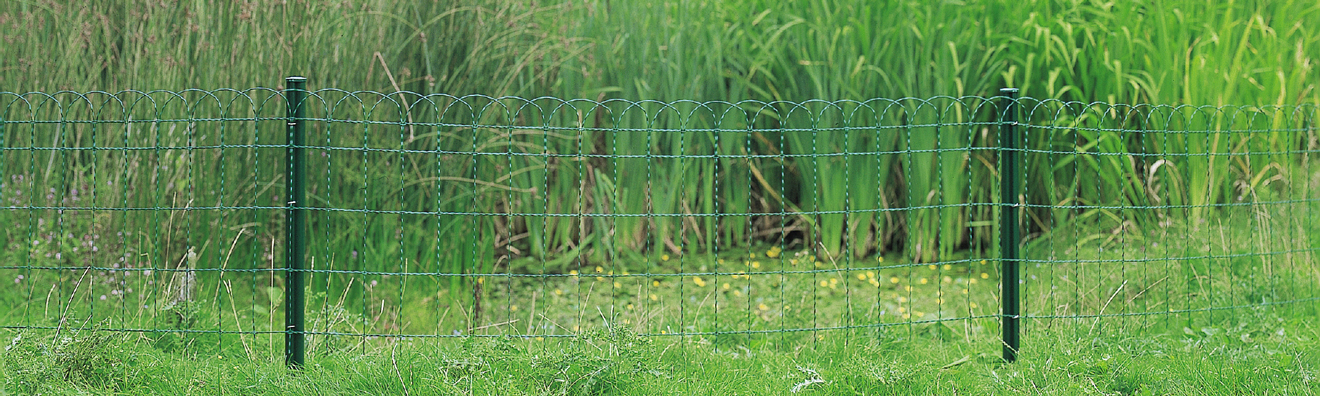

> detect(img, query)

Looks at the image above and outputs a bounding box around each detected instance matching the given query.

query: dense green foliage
[2,0,1316,261]
[1,2,1319,392]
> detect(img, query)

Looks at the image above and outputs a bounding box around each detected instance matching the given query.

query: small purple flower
[99,295,106,301]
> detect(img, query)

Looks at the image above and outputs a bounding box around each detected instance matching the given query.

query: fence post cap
[1000,88,1019,94]
[286,76,308,83]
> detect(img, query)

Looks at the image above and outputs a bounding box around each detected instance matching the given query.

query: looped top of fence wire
[0,89,1316,357]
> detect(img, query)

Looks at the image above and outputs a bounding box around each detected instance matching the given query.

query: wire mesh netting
[0,86,1316,361]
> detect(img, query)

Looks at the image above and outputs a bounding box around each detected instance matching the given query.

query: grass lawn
[4,195,1319,394]
[3,311,1317,394]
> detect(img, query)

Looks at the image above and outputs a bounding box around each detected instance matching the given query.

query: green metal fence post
[999,88,1021,362]
[285,76,308,368]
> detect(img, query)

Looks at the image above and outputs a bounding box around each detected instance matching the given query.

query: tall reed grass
[549,0,1320,262]
[2,0,1317,266]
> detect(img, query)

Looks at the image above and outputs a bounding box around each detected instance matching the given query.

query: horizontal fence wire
[0,88,1316,361]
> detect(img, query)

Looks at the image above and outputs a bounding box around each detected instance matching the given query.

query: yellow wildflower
[723,283,731,290]
[662,254,670,261]
[650,293,658,301]
[890,277,899,284]
[981,273,989,279]
[554,289,563,296]
[758,303,769,311]
[596,266,603,273]
[751,261,760,269]
[919,278,928,285]
[653,280,660,287]
[693,276,706,287]
[857,273,867,281]
[943,264,952,270]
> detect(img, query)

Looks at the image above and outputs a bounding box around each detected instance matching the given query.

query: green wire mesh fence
[1,79,1316,367]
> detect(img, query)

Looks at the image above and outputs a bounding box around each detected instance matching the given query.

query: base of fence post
[999,88,1021,363]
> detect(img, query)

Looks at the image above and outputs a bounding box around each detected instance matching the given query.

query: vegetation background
[2,0,1319,393]
[2,0,1316,260]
